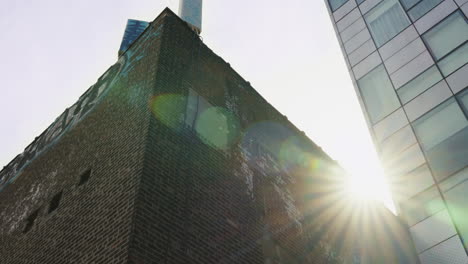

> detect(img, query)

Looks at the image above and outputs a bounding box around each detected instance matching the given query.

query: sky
[0,0,394,210]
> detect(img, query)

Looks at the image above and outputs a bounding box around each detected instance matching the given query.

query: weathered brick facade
[0,8,419,263]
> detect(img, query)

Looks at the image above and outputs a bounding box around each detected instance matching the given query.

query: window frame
[328,0,350,12]
[421,10,468,76]
[357,64,401,124]
[412,96,468,180]
[406,0,444,22]
[363,0,411,47]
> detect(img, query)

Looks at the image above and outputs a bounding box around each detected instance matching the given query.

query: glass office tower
[324,0,468,263]
[118,19,150,56]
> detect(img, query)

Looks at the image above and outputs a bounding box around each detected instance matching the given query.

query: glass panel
[380,125,417,159]
[400,0,421,10]
[329,0,349,11]
[397,66,443,104]
[402,186,445,226]
[407,0,443,21]
[443,179,468,249]
[426,127,468,181]
[410,210,457,253]
[440,167,468,192]
[364,0,410,47]
[397,164,435,200]
[438,43,468,77]
[413,98,468,180]
[419,236,468,264]
[358,65,400,123]
[460,88,468,117]
[357,0,365,4]
[384,144,425,177]
[413,99,467,151]
[423,11,468,60]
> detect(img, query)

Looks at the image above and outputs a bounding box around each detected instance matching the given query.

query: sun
[346,174,380,201]
[343,166,396,213]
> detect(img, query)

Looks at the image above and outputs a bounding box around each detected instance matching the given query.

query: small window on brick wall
[78,169,91,186]
[48,191,63,214]
[23,209,40,233]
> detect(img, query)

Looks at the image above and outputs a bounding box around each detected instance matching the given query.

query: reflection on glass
[402,186,445,226]
[422,11,468,60]
[329,0,349,11]
[409,210,457,253]
[358,65,400,124]
[413,99,467,151]
[400,0,420,10]
[364,0,410,47]
[438,43,468,76]
[413,98,468,180]
[418,235,468,264]
[442,168,468,248]
[397,66,443,104]
[397,164,434,200]
[407,0,443,21]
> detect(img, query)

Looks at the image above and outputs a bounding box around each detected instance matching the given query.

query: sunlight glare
[343,164,396,213]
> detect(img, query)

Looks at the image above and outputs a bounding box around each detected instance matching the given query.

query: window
[441,168,468,247]
[407,0,444,21]
[78,169,91,186]
[413,98,468,180]
[358,65,400,124]
[438,43,468,76]
[398,164,435,200]
[423,11,468,76]
[401,186,445,226]
[364,0,410,47]
[357,0,365,4]
[185,89,238,150]
[23,209,40,234]
[418,236,468,264]
[328,0,349,12]
[397,66,443,104]
[48,191,63,214]
[460,88,468,115]
[400,0,420,9]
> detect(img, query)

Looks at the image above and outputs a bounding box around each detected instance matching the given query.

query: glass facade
[397,66,443,104]
[364,0,410,47]
[422,11,468,76]
[358,65,401,123]
[326,0,468,262]
[118,19,150,56]
[329,0,350,11]
[406,0,444,21]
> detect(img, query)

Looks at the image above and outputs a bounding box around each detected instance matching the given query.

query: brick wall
[127,10,339,264]
[0,10,166,264]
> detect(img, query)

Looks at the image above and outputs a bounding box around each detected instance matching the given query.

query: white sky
[0,0,394,210]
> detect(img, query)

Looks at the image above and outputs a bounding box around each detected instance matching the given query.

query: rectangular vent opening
[48,191,63,214]
[78,169,92,186]
[23,209,39,234]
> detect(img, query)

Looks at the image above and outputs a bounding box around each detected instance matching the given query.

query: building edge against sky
[324,0,468,263]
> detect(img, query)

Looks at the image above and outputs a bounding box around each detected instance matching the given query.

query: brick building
[0,8,418,263]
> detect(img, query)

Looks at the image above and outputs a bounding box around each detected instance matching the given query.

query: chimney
[178,0,202,34]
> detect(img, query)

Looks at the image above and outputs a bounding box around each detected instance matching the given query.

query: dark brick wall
[128,10,338,264]
[0,10,167,264]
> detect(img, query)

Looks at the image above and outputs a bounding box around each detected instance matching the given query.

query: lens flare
[149,94,186,130]
[195,107,240,150]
